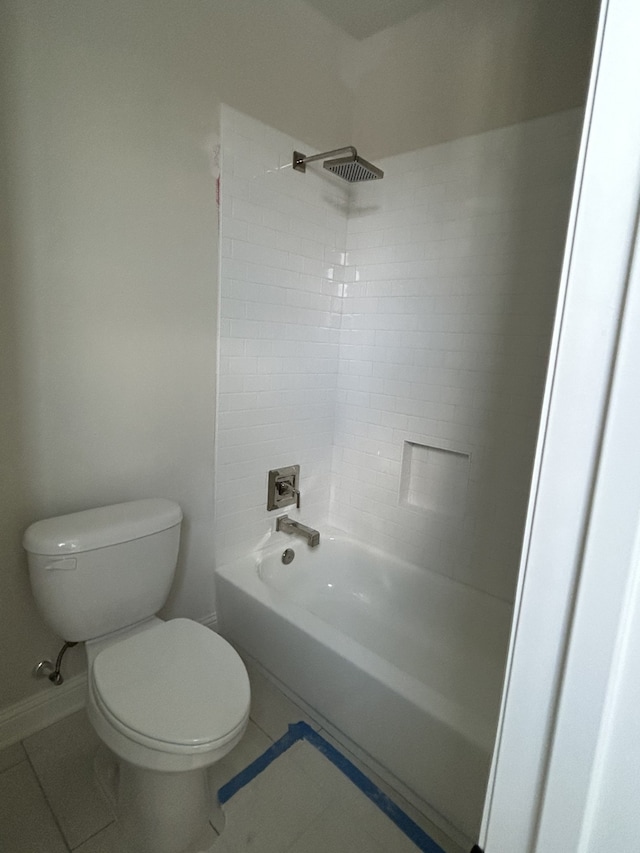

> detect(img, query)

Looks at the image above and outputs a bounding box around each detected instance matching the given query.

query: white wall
[0,0,352,711]
[332,110,582,600]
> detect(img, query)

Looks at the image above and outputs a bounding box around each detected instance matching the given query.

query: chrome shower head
[293,146,383,182]
[323,154,383,183]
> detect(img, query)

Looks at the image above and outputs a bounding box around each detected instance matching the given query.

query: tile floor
[0,657,464,853]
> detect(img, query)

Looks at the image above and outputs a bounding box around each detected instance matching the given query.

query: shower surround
[214,104,581,842]
[215,105,581,603]
[215,107,347,566]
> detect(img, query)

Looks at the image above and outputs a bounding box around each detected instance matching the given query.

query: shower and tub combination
[215,105,581,848]
[217,529,511,842]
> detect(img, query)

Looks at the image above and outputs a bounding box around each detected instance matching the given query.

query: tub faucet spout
[276,515,320,547]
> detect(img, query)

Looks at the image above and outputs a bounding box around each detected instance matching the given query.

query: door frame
[481,0,640,849]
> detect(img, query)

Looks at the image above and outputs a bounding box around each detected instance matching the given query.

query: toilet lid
[91,619,250,750]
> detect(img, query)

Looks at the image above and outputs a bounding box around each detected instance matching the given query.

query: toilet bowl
[23,499,250,853]
[88,619,250,853]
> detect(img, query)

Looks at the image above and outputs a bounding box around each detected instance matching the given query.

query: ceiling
[304,0,433,40]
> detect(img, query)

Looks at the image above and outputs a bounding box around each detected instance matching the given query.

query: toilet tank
[23,499,182,642]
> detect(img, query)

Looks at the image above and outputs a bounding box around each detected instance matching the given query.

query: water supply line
[33,641,78,686]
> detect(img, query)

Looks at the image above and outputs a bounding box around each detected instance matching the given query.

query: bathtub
[216,531,512,843]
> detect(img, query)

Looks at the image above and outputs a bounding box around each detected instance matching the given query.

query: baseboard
[199,610,218,632]
[0,674,86,750]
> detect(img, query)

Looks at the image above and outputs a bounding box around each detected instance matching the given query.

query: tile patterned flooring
[0,658,464,853]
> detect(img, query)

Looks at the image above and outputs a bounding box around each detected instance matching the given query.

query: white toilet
[23,499,250,853]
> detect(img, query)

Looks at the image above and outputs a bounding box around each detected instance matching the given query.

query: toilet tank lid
[23,499,182,556]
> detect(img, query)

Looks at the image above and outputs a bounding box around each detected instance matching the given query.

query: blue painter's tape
[217,723,302,804]
[217,720,446,853]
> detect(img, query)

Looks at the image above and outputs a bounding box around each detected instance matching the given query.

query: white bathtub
[216,531,512,843]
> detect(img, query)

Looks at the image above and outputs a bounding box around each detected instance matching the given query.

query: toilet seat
[91,618,250,756]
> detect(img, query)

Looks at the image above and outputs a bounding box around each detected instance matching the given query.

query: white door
[481,0,640,850]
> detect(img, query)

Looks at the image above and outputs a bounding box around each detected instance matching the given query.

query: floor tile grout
[23,748,72,852]
[68,818,117,852]
[247,714,276,745]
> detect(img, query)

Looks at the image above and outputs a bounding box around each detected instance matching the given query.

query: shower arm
[293,147,357,172]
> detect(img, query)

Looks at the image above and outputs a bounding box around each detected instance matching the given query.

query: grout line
[23,746,72,853]
[247,712,277,745]
[68,819,117,852]
[0,745,28,776]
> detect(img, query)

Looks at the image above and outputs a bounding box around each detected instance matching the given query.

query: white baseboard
[199,611,219,632]
[0,674,86,750]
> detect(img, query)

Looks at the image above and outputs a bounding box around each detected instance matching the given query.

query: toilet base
[95,746,223,853]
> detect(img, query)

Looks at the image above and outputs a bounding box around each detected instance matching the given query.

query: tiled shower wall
[216,106,582,600]
[215,107,347,566]
[331,111,582,600]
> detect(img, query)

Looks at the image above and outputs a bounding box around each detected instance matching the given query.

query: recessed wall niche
[400,441,470,518]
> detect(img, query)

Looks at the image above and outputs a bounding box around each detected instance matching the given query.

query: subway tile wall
[216,106,582,600]
[215,106,347,566]
[330,110,582,600]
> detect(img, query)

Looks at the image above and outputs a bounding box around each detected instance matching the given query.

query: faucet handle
[278,481,300,508]
[267,464,301,511]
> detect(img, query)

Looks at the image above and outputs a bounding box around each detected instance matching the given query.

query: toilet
[23,499,250,853]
